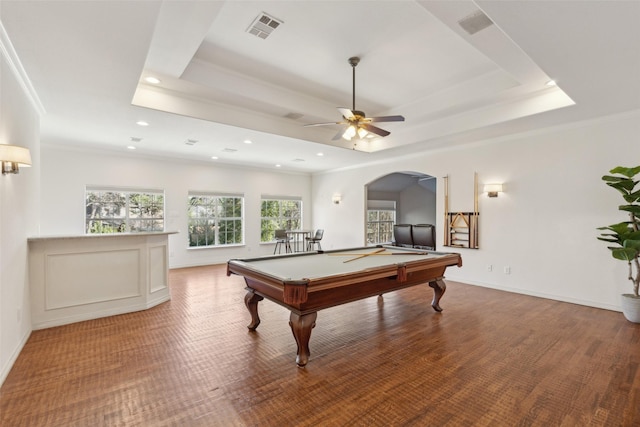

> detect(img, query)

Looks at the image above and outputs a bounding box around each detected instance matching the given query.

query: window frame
[85,187,165,234]
[187,192,245,248]
[260,196,303,242]
[366,200,396,245]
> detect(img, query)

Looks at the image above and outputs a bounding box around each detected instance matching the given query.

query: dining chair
[274,229,292,254]
[305,229,324,251]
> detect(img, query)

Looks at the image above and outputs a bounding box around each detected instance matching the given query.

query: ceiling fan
[305,57,405,142]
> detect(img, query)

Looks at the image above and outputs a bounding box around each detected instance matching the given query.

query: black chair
[412,224,435,250]
[305,229,324,251]
[273,229,292,254]
[393,224,413,247]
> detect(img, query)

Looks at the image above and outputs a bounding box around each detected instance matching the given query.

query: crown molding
[0,19,46,115]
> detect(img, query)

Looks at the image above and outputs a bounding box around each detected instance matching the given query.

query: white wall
[399,183,436,225]
[0,44,40,384]
[312,111,640,311]
[368,185,436,226]
[39,146,312,267]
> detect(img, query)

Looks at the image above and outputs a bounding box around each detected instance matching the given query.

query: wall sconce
[332,194,342,204]
[0,145,32,175]
[484,184,503,198]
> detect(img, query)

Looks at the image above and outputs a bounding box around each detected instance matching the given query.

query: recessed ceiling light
[136,121,149,126]
[211,156,219,160]
[127,146,136,150]
[546,80,557,87]
[244,139,252,144]
[275,164,281,168]
[316,152,324,157]
[144,76,161,84]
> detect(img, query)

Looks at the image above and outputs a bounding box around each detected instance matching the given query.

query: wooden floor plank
[1,264,639,426]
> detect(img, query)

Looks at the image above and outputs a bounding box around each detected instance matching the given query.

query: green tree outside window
[260,198,302,242]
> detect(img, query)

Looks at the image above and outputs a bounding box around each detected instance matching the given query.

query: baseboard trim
[0,328,31,387]
[31,295,171,330]
[445,275,621,313]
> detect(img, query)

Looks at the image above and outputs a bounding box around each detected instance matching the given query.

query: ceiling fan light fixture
[357,127,368,139]
[342,125,357,141]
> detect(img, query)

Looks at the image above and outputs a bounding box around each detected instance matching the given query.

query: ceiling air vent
[458,10,493,35]
[247,12,283,39]
[185,139,198,146]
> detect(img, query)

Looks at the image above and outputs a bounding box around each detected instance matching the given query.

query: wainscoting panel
[149,245,168,294]
[45,249,141,310]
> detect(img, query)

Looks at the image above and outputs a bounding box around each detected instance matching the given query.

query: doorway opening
[365,171,436,246]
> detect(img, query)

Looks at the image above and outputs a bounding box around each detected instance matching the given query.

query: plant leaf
[623,189,640,203]
[607,179,636,193]
[623,239,640,251]
[602,175,625,182]
[619,205,640,217]
[597,236,619,244]
[601,222,632,234]
[610,166,640,178]
[612,247,637,261]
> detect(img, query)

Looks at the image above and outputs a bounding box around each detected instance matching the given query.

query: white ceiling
[1,1,639,174]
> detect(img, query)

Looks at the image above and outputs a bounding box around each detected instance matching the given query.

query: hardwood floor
[1,264,639,426]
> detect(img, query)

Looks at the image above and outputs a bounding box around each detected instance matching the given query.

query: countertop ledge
[28,231,179,241]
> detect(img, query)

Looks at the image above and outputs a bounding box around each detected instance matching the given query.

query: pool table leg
[244,290,264,330]
[289,312,317,367]
[429,278,446,312]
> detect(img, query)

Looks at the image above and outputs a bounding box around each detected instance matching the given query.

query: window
[260,197,302,242]
[188,193,244,247]
[367,200,396,245]
[86,188,164,234]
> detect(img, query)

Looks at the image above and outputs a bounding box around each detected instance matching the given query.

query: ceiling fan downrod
[348,56,360,112]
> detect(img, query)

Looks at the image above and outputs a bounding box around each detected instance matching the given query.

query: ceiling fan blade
[332,128,346,141]
[361,123,390,137]
[368,115,405,123]
[304,121,347,127]
[338,108,355,120]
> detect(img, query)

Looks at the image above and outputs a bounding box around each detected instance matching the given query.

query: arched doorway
[365,171,436,245]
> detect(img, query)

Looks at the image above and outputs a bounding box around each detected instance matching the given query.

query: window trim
[260,196,303,243]
[366,200,396,245]
[187,192,245,248]
[85,187,165,234]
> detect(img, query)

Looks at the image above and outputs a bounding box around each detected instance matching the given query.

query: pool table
[227,245,462,366]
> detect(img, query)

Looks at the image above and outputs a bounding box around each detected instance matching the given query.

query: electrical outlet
[504,266,511,274]
[487,264,493,272]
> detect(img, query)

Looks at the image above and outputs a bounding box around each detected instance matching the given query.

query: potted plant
[597,166,640,323]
